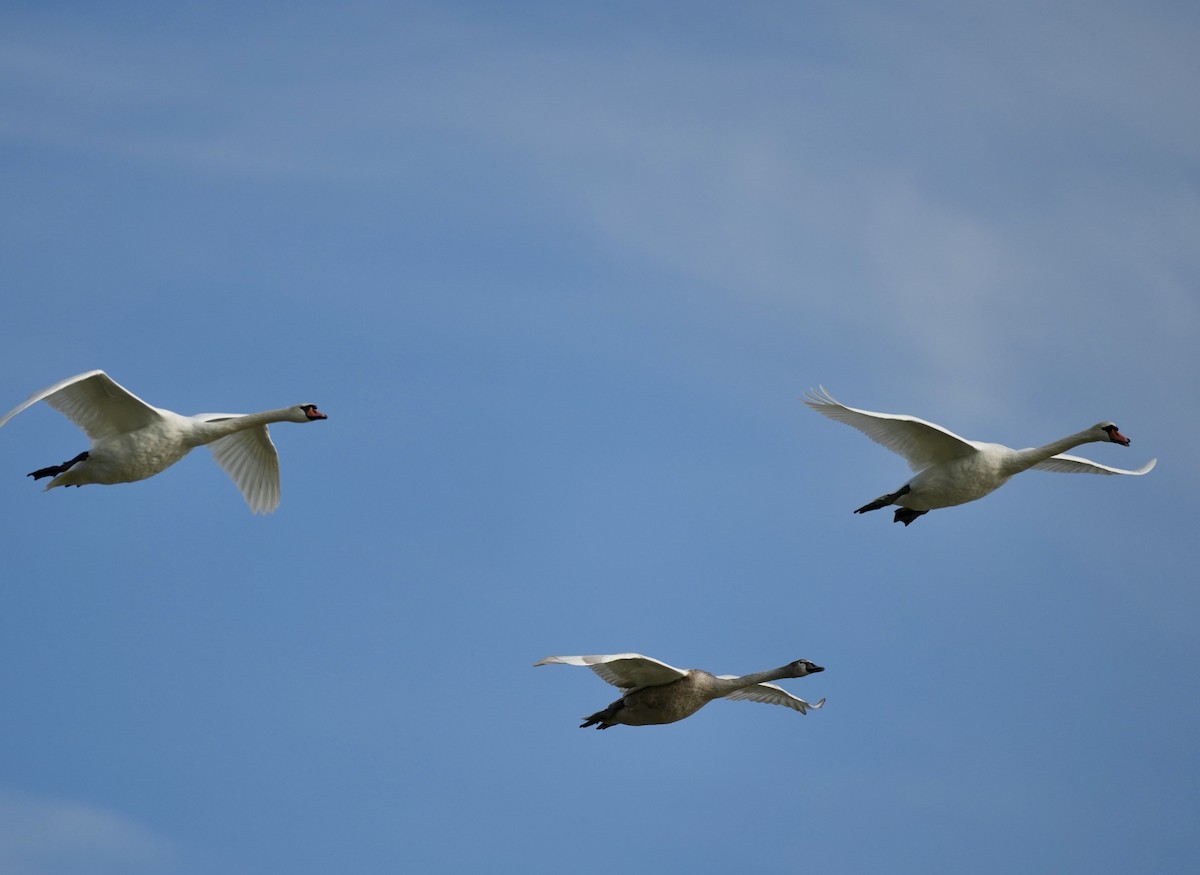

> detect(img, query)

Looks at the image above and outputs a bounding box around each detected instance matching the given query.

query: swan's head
[787,659,824,677]
[296,404,328,422]
[1097,422,1130,446]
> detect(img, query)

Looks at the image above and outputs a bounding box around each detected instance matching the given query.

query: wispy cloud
[2,3,1196,416]
[0,790,176,875]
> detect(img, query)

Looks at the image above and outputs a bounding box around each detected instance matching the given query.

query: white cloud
[2,2,1196,419]
[0,790,176,875]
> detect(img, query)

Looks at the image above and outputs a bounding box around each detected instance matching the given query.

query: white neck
[1008,427,1103,474]
[191,407,301,443]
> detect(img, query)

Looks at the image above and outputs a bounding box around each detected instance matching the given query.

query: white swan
[0,370,328,514]
[803,386,1156,526]
[534,653,825,729]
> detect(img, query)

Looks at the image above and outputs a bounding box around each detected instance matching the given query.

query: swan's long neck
[190,408,297,444]
[1007,428,1101,474]
[709,665,794,696]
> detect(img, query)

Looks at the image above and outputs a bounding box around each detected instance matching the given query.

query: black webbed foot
[580,699,623,729]
[27,451,88,480]
[854,484,911,514]
[893,508,928,526]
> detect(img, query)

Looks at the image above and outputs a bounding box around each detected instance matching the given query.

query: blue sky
[1,2,1198,873]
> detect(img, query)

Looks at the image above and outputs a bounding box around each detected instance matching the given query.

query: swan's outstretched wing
[803,386,977,472]
[0,370,161,439]
[1032,454,1157,476]
[534,654,688,691]
[201,417,282,514]
[720,678,826,714]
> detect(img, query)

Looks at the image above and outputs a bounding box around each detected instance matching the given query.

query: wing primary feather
[1032,454,1157,476]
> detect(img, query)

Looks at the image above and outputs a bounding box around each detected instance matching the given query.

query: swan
[534,653,825,729]
[0,370,328,514]
[803,386,1156,526]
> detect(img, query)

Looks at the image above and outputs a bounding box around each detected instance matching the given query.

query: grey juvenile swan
[803,386,1156,526]
[535,653,825,729]
[0,370,328,513]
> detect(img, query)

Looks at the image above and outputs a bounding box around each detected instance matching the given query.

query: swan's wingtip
[801,385,836,407]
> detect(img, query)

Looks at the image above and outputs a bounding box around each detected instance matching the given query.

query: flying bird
[0,370,328,513]
[535,653,825,729]
[803,386,1155,526]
